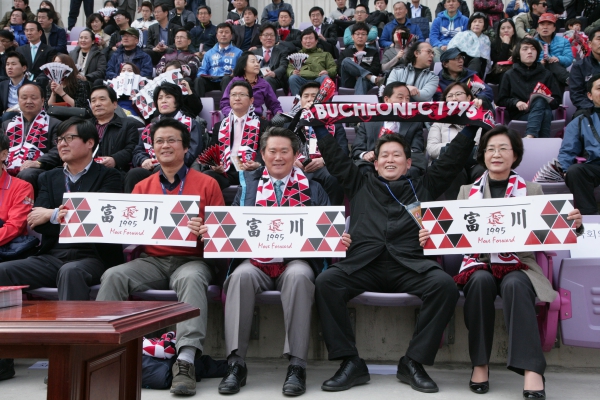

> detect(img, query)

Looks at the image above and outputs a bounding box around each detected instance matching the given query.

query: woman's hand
[567,208,583,229]
[77,73,87,81]
[501,34,512,44]
[472,99,483,108]
[141,158,155,170]
[51,82,66,97]
[180,79,192,94]
[418,228,430,248]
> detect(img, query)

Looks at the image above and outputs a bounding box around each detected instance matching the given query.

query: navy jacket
[106,46,153,79]
[40,24,68,55]
[570,55,600,110]
[191,22,217,51]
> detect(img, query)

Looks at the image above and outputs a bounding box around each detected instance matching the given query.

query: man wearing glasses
[515,0,548,39]
[343,4,378,46]
[338,23,383,94]
[0,116,123,301]
[252,23,291,92]
[97,117,225,396]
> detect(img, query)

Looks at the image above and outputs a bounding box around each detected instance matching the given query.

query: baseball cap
[440,48,466,63]
[538,13,557,24]
[120,27,140,38]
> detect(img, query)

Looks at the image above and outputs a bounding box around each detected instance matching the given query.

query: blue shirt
[7,77,25,109]
[159,25,169,45]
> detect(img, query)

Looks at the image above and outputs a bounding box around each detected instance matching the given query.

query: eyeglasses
[54,134,80,145]
[154,138,183,146]
[450,55,465,61]
[353,32,367,37]
[355,10,367,14]
[539,2,548,6]
[260,34,276,38]
[418,49,435,55]
[484,147,513,155]
[445,91,467,99]
[230,93,250,99]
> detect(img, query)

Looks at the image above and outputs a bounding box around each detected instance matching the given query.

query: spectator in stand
[0,31,18,80]
[382,24,413,72]
[367,0,393,35]
[473,0,504,27]
[131,2,157,31]
[339,23,384,94]
[37,8,67,55]
[570,27,600,115]
[387,41,439,101]
[228,0,249,25]
[515,0,547,39]
[221,52,283,117]
[191,5,217,56]
[87,13,110,49]
[0,0,35,29]
[145,5,182,65]
[427,82,484,200]
[351,81,426,177]
[343,4,378,47]
[106,27,153,79]
[105,10,133,61]
[279,10,314,52]
[155,28,201,78]
[447,12,491,78]
[0,52,28,121]
[287,29,337,96]
[16,21,57,79]
[506,0,529,17]
[329,0,356,21]
[308,7,340,58]
[252,23,291,92]
[380,2,424,48]
[206,81,271,190]
[487,17,517,85]
[497,38,561,138]
[69,29,107,85]
[430,0,470,62]
[406,0,432,39]
[39,1,63,29]
[194,23,242,97]
[114,62,141,114]
[67,0,94,31]
[45,54,91,114]
[435,0,470,16]
[100,1,119,36]
[233,7,261,52]
[169,0,196,31]
[6,9,28,47]
[261,0,295,27]
[535,13,573,90]
[164,60,203,119]
[559,74,600,215]
[435,48,494,108]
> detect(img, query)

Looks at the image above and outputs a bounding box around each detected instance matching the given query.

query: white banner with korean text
[59,193,201,247]
[422,194,579,255]
[203,206,347,258]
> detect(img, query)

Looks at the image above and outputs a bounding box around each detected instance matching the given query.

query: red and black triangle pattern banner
[150,200,200,242]
[203,211,253,253]
[59,197,103,238]
[422,206,472,250]
[524,199,578,245]
[301,211,346,252]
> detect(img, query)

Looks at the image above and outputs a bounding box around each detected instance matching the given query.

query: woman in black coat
[69,28,107,85]
[497,38,561,138]
[487,18,517,85]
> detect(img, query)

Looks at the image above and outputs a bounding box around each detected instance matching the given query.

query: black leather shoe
[282,365,306,396]
[469,367,489,394]
[0,359,15,381]
[523,376,546,399]
[321,358,370,391]
[218,362,247,394]
[397,356,439,393]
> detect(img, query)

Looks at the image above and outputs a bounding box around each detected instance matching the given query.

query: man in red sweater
[96,118,224,396]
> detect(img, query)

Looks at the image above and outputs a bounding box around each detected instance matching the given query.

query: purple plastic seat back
[278,96,297,113]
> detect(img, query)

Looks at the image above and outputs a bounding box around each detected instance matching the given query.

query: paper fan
[39,62,73,84]
[197,145,222,168]
[468,80,486,97]
[97,7,117,17]
[353,51,366,65]
[287,53,309,70]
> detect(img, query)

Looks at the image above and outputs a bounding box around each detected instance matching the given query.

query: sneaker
[0,359,15,381]
[170,359,196,395]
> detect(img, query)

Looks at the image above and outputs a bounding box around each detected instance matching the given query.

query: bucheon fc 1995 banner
[202,207,347,258]
[59,193,201,247]
[421,194,579,255]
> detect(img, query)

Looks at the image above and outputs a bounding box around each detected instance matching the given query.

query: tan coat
[458,180,558,303]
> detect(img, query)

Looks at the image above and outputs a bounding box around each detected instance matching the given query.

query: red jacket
[0,171,34,246]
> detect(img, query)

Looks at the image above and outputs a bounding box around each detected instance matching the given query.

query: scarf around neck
[6,111,50,172]
[218,110,260,171]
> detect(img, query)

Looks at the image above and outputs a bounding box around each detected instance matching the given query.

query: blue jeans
[517,97,553,138]
[289,74,328,96]
[339,58,375,95]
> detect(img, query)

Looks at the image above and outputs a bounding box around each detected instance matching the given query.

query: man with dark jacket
[252,23,290,92]
[37,8,67,55]
[190,5,217,55]
[0,0,35,29]
[308,7,340,58]
[156,28,201,78]
[106,28,153,79]
[570,26,600,115]
[16,21,57,79]
[0,31,18,79]
[145,4,182,65]
[338,23,383,94]
[0,52,28,120]
[380,2,424,47]
[351,82,426,177]
[169,0,196,30]
[233,7,261,52]
[312,88,480,393]
[106,9,132,60]
[406,0,433,39]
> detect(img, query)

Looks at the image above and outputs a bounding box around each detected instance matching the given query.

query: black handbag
[0,235,39,260]
[46,105,87,119]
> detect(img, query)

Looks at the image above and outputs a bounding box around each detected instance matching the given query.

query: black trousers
[144,49,167,66]
[0,248,105,300]
[565,163,600,215]
[315,256,459,365]
[204,168,240,190]
[68,0,94,30]
[305,166,345,206]
[194,76,233,98]
[443,164,486,201]
[462,270,546,375]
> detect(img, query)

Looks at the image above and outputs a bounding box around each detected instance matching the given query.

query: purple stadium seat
[26,285,101,300]
[332,94,378,104]
[68,27,84,42]
[514,138,570,194]
[298,22,312,31]
[433,62,442,75]
[278,96,297,113]
[199,97,220,131]
[338,87,355,95]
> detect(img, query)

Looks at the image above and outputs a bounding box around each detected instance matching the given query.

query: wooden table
[0,301,199,400]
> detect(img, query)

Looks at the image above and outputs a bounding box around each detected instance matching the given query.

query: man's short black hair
[90,85,118,103]
[56,117,99,150]
[512,37,542,63]
[0,133,10,153]
[382,81,409,99]
[375,133,411,159]
[216,22,233,35]
[374,0,388,5]
[299,82,321,96]
[11,9,27,21]
[154,4,170,13]
[150,117,191,150]
[0,30,15,41]
[300,28,318,41]
[529,0,542,6]
[5,51,27,68]
[197,5,211,14]
[141,1,153,10]
[355,4,369,13]
[25,20,43,32]
[17,82,44,98]
[279,9,292,18]
[476,125,524,169]
[243,6,258,17]
[36,8,55,21]
[586,73,600,93]
[175,28,191,40]
[230,80,254,98]
[565,18,581,29]
[308,7,324,17]
[259,22,276,35]
[260,127,301,154]
[588,26,600,41]
[351,22,370,35]
[113,9,132,22]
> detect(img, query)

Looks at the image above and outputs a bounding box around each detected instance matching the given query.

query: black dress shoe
[218,362,247,394]
[321,358,370,391]
[523,376,546,399]
[282,365,306,396]
[469,367,489,394]
[0,359,15,381]
[396,356,439,393]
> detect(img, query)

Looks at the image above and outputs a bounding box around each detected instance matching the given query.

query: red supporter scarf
[140,111,193,159]
[218,111,260,171]
[250,166,311,278]
[5,111,50,172]
[454,170,529,285]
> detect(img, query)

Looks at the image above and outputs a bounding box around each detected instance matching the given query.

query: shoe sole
[218,377,247,394]
[170,386,196,395]
[397,372,439,393]
[282,387,306,396]
[321,374,370,392]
